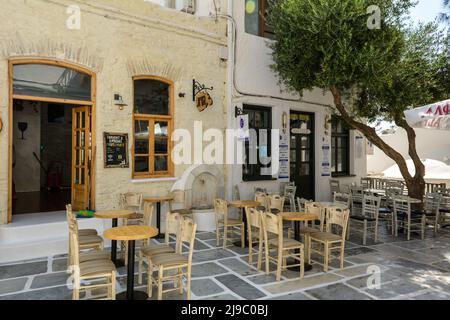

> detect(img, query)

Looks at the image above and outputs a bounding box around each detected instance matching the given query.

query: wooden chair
[416,193,442,236]
[267,194,285,214]
[214,199,245,248]
[255,192,269,211]
[246,207,266,270]
[67,206,109,266]
[261,212,305,281]
[120,192,144,223]
[393,196,425,241]
[254,187,268,194]
[350,186,363,213]
[296,198,312,212]
[330,179,340,196]
[138,211,179,285]
[147,217,197,300]
[309,207,349,272]
[283,185,297,212]
[66,205,103,255]
[169,190,193,217]
[361,177,371,189]
[439,196,450,228]
[69,222,116,300]
[333,192,351,208]
[348,194,381,245]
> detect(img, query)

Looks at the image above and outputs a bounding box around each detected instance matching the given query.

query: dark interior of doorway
[12,100,73,215]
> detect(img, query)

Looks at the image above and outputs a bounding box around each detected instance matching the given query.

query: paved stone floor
[1,224,449,300]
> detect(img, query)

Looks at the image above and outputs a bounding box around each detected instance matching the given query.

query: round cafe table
[279,212,317,272]
[94,210,135,267]
[229,200,261,247]
[144,196,174,239]
[104,225,158,300]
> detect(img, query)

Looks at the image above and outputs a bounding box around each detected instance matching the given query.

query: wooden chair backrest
[120,192,143,210]
[254,187,268,194]
[424,193,442,214]
[268,195,285,212]
[143,202,154,226]
[325,207,350,239]
[305,202,325,230]
[246,207,262,229]
[393,196,411,216]
[69,219,80,267]
[175,217,197,264]
[283,185,297,197]
[350,186,363,203]
[333,192,351,207]
[263,212,282,235]
[214,198,229,223]
[330,179,340,193]
[361,177,371,189]
[296,198,312,211]
[165,212,181,244]
[362,194,381,219]
[255,192,268,210]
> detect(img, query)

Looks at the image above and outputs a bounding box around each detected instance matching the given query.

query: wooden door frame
[289,110,316,200]
[7,58,97,223]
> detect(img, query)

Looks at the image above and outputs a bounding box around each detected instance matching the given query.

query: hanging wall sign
[278,133,290,181]
[103,132,129,168]
[237,114,249,141]
[321,137,331,177]
[193,79,214,112]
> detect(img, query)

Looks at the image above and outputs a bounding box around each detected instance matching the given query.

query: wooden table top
[279,212,317,222]
[144,196,174,203]
[104,226,158,241]
[94,210,135,219]
[229,200,261,208]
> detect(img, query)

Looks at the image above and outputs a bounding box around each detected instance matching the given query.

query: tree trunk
[329,86,426,202]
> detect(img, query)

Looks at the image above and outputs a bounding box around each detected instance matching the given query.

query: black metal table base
[155,201,164,239]
[233,207,249,248]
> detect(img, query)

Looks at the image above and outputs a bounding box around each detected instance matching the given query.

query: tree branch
[330,86,413,182]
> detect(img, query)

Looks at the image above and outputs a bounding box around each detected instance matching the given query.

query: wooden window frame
[258,0,274,38]
[132,76,174,179]
[331,117,350,177]
[242,104,273,182]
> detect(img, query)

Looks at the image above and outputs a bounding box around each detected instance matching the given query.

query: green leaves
[269,0,449,123]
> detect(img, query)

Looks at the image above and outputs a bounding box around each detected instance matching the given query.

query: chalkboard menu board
[103,132,129,168]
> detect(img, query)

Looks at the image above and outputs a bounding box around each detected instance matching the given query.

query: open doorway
[12,100,75,215]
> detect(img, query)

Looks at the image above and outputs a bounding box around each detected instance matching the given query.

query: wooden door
[290,111,315,200]
[72,106,91,211]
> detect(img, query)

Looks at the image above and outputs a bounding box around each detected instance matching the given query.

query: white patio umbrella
[382,159,450,180]
[404,99,450,130]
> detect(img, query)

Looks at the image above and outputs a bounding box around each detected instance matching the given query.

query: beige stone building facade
[0,0,228,225]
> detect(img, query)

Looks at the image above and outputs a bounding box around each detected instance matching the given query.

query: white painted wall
[227,1,367,202]
[368,128,450,175]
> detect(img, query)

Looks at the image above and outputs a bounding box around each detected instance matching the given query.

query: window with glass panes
[245,0,275,39]
[133,77,173,178]
[242,105,272,181]
[331,117,350,176]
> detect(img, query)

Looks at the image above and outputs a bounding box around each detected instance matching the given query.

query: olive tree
[268,0,450,199]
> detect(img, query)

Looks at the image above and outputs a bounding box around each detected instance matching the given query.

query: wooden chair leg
[374,221,379,243]
[265,242,270,274]
[186,269,192,300]
[148,264,154,298]
[363,220,367,245]
[421,215,426,240]
[223,225,228,249]
[138,251,144,285]
[346,221,350,240]
[340,243,345,269]
[300,247,305,279]
[248,234,253,265]
[178,267,183,294]
[276,249,283,281]
[216,224,220,246]
[257,236,262,271]
[157,266,164,300]
[111,271,116,300]
[241,224,245,249]
[324,242,329,272]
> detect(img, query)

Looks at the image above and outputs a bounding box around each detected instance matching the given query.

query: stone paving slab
[0,261,48,280]
[263,273,343,294]
[191,262,228,278]
[215,274,266,300]
[191,279,224,297]
[0,278,28,295]
[30,272,69,289]
[305,283,373,300]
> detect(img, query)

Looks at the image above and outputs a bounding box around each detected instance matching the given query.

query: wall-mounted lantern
[114,94,128,111]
